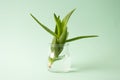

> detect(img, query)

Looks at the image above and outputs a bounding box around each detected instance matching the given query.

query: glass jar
[47,43,71,73]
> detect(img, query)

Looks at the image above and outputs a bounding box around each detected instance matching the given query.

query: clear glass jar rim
[49,43,69,47]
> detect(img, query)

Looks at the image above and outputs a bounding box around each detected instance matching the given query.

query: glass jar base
[48,55,71,73]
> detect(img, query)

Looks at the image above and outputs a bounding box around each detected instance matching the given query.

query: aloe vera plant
[30,9,98,68]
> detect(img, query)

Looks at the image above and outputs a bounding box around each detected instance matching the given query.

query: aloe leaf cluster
[30,9,98,68]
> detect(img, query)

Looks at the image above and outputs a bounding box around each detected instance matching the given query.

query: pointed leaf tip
[30,13,58,38]
[62,9,76,29]
[66,35,98,42]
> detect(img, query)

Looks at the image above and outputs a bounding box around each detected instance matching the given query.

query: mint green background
[0,0,120,80]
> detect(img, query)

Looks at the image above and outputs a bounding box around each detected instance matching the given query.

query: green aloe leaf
[54,13,62,37]
[66,35,98,42]
[30,14,58,38]
[54,25,58,35]
[58,27,68,44]
[62,9,76,28]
